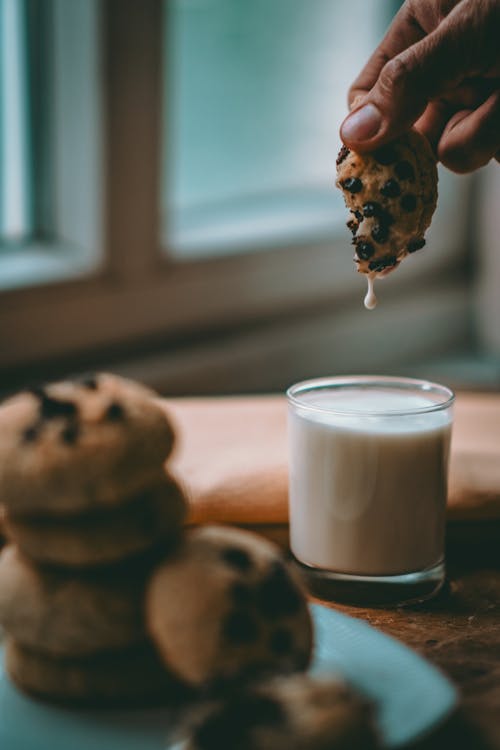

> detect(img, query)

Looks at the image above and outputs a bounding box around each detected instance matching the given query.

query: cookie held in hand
[146,525,313,689]
[336,130,438,285]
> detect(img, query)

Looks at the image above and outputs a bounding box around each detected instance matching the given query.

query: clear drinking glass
[287,376,455,605]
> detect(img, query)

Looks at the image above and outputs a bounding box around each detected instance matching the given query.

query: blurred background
[1,0,499,398]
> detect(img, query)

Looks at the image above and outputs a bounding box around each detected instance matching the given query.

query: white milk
[288,389,452,577]
[364,274,377,310]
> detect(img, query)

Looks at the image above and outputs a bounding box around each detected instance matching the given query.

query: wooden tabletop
[322,528,500,750]
[163,393,500,749]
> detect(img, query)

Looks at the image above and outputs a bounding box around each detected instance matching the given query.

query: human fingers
[346,0,464,110]
[341,0,500,151]
[414,79,499,149]
[346,2,429,112]
[437,90,500,172]
[413,100,451,151]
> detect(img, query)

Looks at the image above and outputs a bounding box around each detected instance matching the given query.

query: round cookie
[336,130,438,275]
[182,674,380,750]
[4,639,191,708]
[0,545,154,656]
[3,475,187,568]
[146,525,313,689]
[0,373,176,515]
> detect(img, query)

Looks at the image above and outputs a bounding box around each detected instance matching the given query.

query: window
[163,0,385,257]
[0,0,32,242]
[162,0,472,275]
[0,0,489,395]
[0,0,102,291]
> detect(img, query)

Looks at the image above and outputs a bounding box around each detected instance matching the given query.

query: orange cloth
[161,393,500,527]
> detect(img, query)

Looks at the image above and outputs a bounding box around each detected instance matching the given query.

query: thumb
[340,13,469,150]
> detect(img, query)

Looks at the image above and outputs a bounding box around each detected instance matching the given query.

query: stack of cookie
[0,373,188,706]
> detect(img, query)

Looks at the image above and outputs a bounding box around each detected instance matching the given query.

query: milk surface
[288,389,452,576]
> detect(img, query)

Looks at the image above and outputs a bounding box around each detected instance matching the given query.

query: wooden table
[321,526,500,749]
[165,393,500,749]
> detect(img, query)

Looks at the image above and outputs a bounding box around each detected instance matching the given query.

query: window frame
[0,0,476,379]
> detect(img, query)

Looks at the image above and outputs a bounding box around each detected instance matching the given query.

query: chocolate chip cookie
[4,638,190,708]
[0,373,175,515]
[146,526,313,688]
[336,130,438,275]
[0,545,155,656]
[3,475,186,568]
[182,673,380,750]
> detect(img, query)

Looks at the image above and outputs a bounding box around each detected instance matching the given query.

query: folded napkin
[162,393,500,532]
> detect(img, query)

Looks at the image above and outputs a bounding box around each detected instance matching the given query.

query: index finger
[348,3,428,108]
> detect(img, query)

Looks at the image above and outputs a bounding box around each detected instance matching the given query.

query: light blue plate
[0,605,457,750]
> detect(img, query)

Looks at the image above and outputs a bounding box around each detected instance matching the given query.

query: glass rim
[286,375,455,418]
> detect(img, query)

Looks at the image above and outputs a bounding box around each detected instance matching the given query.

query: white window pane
[0,0,102,290]
[0,0,31,241]
[163,0,386,258]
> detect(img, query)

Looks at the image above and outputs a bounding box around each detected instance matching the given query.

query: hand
[339,0,500,173]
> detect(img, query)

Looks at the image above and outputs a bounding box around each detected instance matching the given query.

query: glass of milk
[287,376,454,605]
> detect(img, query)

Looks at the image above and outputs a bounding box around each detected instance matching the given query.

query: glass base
[294,558,445,607]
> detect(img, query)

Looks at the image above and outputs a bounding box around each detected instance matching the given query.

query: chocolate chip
[347,219,358,234]
[27,386,46,400]
[222,547,252,572]
[401,194,417,212]
[362,201,382,218]
[80,375,98,390]
[342,177,362,194]
[40,394,77,421]
[223,610,259,644]
[373,144,398,165]
[354,209,363,221]
[336,144,350,165]
[105,402,125,421]
[395,160,415,181]
[61,422,80,445]
[408,238,426,253]
[193,704,249,750]
[194,695,284,750]
[256,563,301,619]
[269,628,293,655]
[368,256,398,272]
[230,582,253,606]
[356,242,375,260]
[22,425,40,443]
[242,695,284,726]
[363,202,394,227]
[371,224,389,244]
[380,179,401,198]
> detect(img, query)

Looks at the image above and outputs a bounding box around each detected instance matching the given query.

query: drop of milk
[364,274,377,310]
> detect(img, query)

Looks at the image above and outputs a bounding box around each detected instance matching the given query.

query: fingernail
[341,103,382,143]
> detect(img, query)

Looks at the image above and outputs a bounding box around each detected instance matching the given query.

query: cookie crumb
[336,144,350,166]
[105,402,125,421]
